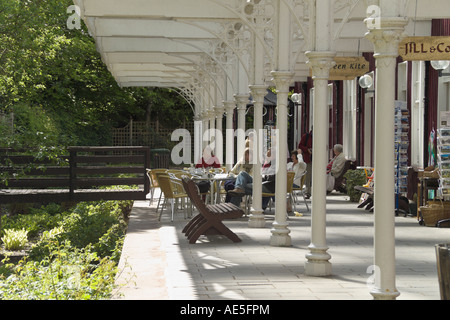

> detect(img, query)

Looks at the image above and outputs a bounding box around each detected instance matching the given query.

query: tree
[0,0,193,148]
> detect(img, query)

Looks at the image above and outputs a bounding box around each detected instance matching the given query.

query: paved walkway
[113,192,449,300]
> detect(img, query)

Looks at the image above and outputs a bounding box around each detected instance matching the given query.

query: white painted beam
[81,0,237,19]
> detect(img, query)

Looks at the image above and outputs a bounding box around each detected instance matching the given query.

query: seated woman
[195,146,221,169]
[287,150,307,188]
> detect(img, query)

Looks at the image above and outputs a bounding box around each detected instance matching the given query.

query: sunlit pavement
[113,191,448,300]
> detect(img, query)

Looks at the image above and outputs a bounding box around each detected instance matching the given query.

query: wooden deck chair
[181,176,244,244]
[157,174,190,222]
[292,171,310,212]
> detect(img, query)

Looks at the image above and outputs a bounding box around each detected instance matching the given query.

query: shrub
[0,199,131,299]
[0,241,118,300]
[58,201,122,250]
[93,223,126,263]
[344,169,367,202]
[1,229,28,251]
[1,204,64,238]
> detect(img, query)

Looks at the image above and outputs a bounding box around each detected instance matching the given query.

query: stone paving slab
[113,192,449,300]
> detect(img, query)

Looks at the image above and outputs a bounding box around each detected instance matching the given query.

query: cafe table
[190,171,234,204]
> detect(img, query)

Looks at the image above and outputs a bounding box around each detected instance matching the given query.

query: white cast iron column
[365,15,407,300]
[194,114,203,166]
[201,110,209,152]
[209,109,216,146]
[270,71,294,247]
[215,105,225,164]
[248,85,268,228]
[235,94,249,161]
[304,51,335,276]
[224,101,236,170]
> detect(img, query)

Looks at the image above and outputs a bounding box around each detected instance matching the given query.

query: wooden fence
[112,120,195,151]
[0,146,150,204]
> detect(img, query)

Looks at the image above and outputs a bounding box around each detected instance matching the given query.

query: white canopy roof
[73,0,449,103]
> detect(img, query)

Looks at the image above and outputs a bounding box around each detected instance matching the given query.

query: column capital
[305,51,336,80]
[249,84,268,92]
[223,101,236,115]
[200,110,208,121]
[235,94,249,112]
[214,105,225,117]
[249,85,268,104]
[364,17,408,58]
[207,109,216,120]
[270,71,294,93]
[223,100,235,110]
[234,94,250,107]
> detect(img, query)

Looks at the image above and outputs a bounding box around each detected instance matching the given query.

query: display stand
[437,128,450,200]
[394,101,409,214]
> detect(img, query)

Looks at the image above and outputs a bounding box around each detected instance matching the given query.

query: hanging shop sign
[399,36,450,61]
[309,57,370,80]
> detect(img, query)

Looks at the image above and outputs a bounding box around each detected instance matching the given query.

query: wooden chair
[157,174,190,222]
[181,176,244,244]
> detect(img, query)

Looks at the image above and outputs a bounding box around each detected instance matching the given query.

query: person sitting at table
[228,147,275,196]
[262,148,276,175]
[195,146,221,169]
[223,147,252,202]
[229,147,253,177]
[227,147,276,210]
[260,149,303,213]
[287,150,307,189]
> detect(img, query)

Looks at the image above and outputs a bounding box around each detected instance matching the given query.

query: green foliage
[344,169,368,202]
[0,0,193,149]
[1,229,28,251]
[0,241,117,300]
[94,223,126,263]
[0,199,130,299]
[1,204,64,238]
[58,201,124,249]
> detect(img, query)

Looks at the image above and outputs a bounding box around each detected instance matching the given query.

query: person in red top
[297,127,312,198]
[195,146,221,169]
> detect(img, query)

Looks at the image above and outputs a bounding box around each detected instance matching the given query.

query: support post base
[248,210,266,228]
[270,222,291,246]
[305,245,332,276]
[370,288,400,300]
